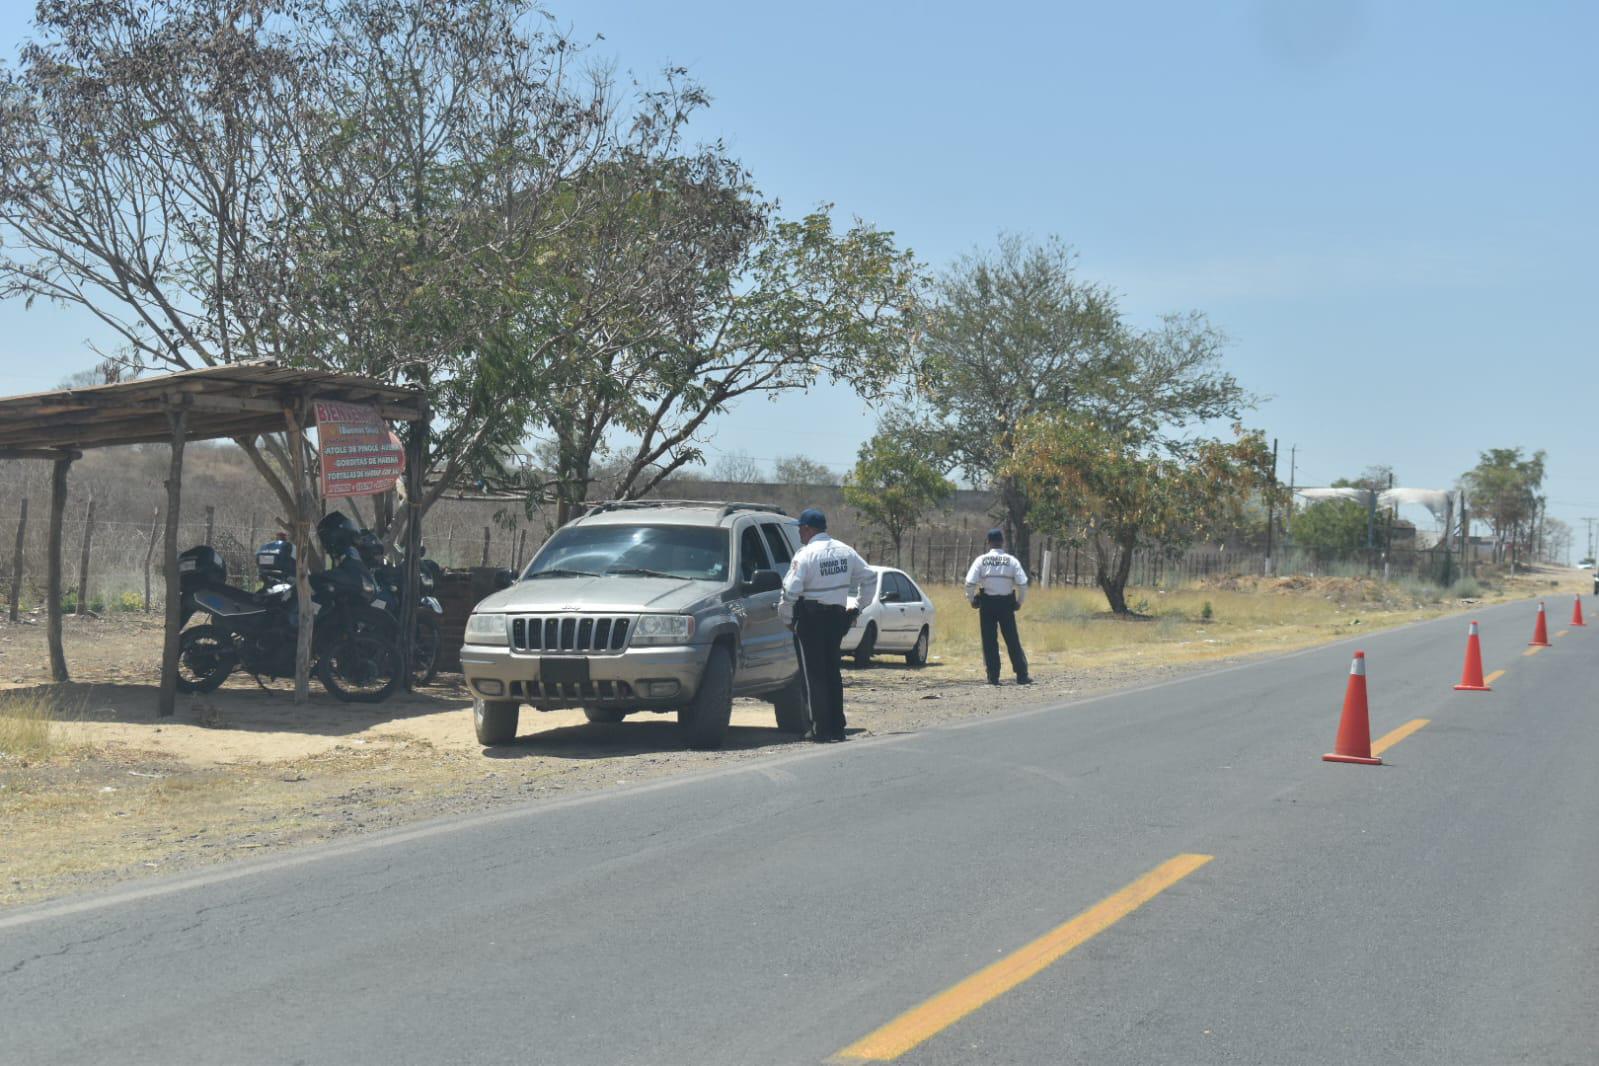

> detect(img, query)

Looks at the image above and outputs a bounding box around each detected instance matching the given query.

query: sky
[1,1,1595,553]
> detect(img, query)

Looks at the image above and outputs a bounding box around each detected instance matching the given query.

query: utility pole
[1582,517,1596,563]
[1384,471,1395,555]
[1285,444,1297,546]
[1264,438,1278,576]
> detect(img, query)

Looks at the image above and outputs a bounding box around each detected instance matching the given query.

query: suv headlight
[465,612,508,646]
[632,614,695,646]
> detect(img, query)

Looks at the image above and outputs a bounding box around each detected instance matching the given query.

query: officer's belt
[794,599,846,615]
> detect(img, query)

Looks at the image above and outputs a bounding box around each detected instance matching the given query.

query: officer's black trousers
[978,593,1029,682]
[794,604,850,739]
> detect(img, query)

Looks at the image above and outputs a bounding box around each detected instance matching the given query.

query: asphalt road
[4,596,1596,1065]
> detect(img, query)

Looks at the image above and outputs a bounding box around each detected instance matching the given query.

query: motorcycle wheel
[411,613,442,687]
[175,625,236,693]
[316,606,403,704]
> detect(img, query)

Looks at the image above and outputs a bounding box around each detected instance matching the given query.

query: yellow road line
[1370,718,1429,757]
[1524,645,1545,656]
[834,854,1213,1062]
[1484,669,1506,685]
[1556,629,1569,638]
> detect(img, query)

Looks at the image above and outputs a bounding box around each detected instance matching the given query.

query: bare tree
[710,450,764,485]
[772,455,837,486]
[0,0,620,533]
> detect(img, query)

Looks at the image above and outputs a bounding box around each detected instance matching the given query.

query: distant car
[841,566,934,667]
[1578,562,1594,570]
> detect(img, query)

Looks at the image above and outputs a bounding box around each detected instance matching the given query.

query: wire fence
[855,536,1467,592]
[0,494,1475,621]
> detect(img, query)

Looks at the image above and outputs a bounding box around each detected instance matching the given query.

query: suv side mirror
[743,569,782,595]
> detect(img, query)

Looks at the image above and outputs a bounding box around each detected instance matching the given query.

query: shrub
[1201,600,1214,621]
[1449,577,1483,598]
[59,591,106,615]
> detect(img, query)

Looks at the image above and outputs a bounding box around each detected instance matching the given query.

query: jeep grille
[510,615,632,654]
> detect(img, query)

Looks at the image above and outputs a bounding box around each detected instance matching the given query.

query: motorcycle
[174,512,404,703]
[354,529,445,686]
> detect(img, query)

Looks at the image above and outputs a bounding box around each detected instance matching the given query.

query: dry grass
[0,691,67,764]
[920,571,1560,675]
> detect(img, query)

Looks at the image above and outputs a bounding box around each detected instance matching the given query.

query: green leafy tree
[1292,498,1372,559]
[842,430,956,565]
[911,235,1250,563]
[498,207,920,522]
[1462,447,1546,568]
[1006,417,1271,615]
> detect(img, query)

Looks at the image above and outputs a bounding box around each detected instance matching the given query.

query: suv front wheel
[679,645,734,750]
[474,697,520,746]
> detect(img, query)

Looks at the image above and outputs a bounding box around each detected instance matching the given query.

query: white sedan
[841,566,935,666]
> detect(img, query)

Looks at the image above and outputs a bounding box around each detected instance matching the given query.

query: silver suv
[460,501,809,749]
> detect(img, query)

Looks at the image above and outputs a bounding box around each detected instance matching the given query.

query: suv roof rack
[586,499,788,519]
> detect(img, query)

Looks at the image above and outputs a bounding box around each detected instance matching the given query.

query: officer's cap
[797,507,828,531]
[987,527,1004,544]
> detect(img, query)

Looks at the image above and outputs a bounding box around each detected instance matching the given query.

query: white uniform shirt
[780,533,872,618]
[965,548,1029,604]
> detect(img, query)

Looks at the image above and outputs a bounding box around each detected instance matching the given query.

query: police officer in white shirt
[964,528,1032,686]
[781,508,872,742]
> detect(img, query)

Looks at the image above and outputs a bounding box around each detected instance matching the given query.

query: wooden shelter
[0,362,430,715]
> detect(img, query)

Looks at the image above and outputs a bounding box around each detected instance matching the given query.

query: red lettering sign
[314,401,406,499]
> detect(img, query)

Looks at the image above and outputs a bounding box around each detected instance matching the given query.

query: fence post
[481,526,491,567]
[75,495,95,616]
[142,506,160,613]
[8,497,27,623]
[445,529,454,568]
[204,504,215,546]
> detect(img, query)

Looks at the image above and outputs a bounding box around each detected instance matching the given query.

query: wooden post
[142,506,159,613]
[158,411,187,716]
[515,528,528,571]
[284,404,314,703]
[481,526,490,567]
[204,504,215,546]
[75,495,95,616]
[248,513,258,553]
[46,457,72,682]
[399,408,428,689]
[8,497,26,623]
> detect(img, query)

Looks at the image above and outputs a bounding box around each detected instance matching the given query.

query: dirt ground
[1,567,1586,908]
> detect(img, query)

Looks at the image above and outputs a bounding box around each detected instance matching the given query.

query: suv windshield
[525,525,729,582]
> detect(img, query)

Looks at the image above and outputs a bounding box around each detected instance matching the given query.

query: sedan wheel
[905,626,930,667]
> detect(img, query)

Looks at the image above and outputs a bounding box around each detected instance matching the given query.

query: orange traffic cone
[1572,595,1586,628]
[1324,651,1382,765]
[1454,620,1492,691]
[1529,601,1552,647]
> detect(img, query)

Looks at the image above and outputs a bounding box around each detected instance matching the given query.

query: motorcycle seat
[193,586,271,618]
